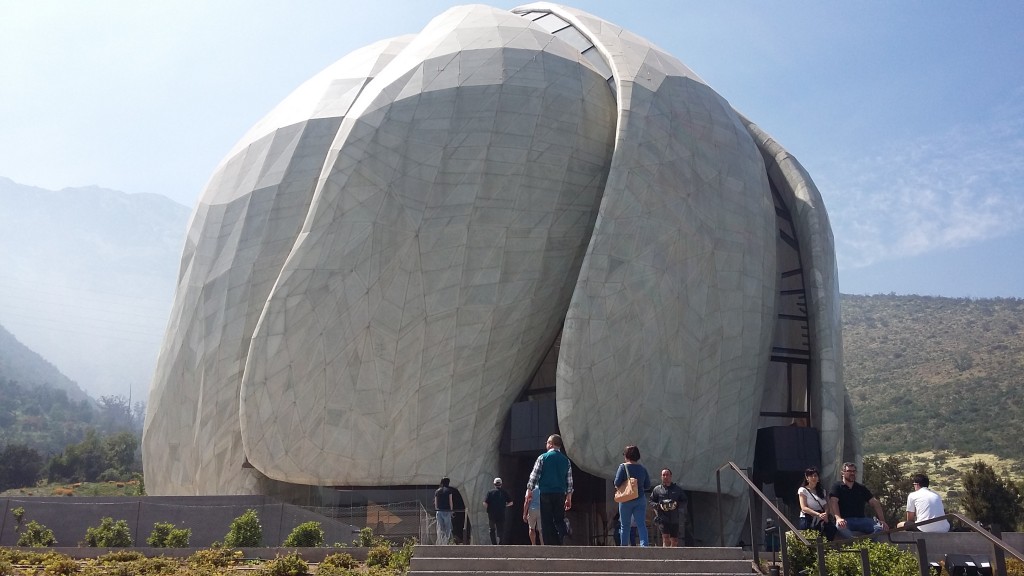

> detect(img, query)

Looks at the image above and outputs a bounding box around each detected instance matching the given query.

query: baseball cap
[493,477,502,485]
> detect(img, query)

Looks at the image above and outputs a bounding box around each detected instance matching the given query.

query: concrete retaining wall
[0,496,360,548]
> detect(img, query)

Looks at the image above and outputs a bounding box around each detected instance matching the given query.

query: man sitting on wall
[897,474,950,532]
[829,462,888,539]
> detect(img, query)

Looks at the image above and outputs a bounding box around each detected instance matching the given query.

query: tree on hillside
[47,429,107,483]
[863,455,914,527]
[0,443,44,491]
[97,395,136,432]
[961,461,1023,531]
[103,431,139,476]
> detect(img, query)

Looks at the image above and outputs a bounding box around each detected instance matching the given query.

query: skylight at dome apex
[144,2,857,544]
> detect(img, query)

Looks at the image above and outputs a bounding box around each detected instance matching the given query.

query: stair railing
[886,514,1024,576]
[716,461,828,576]
[717,461,1024,576]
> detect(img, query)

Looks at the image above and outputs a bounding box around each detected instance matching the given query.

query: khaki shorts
[527,508,541,530]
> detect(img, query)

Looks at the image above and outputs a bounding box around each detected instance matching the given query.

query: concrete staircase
[409,545,755,576]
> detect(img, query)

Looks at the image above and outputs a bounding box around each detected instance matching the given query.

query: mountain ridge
[1,176,1021,462]
[0,177,190,399]
[0,323,90,404]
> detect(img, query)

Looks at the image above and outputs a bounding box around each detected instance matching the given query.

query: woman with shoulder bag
[613,445,652,546]
[797,467,836,540]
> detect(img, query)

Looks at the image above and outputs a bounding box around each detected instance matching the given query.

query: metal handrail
[716,461,827,576]
[887,512,1024,576]
[717,461,1024,576]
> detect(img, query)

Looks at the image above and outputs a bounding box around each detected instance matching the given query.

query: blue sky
[2,1,1022,298]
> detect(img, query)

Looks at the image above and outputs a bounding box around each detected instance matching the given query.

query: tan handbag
[613,463,639,503]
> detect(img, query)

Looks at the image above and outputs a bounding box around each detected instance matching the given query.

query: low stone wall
[0,496,360,548]
[7,547,371,562]
[884,531,1024,563]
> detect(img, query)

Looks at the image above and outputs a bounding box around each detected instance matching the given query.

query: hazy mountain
[0,177,190,399]
[0,322,90,403]
[2,176,1022,465]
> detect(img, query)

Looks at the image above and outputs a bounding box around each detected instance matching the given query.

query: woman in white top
[797,467,836,539]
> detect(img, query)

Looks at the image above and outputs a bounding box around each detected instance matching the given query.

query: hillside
[0,323,90,404]
[842,294,1024,460]
[0,177,189,398]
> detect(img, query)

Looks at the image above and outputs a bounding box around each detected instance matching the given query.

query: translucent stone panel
[517,3,778,544]
[238,7,616,497]
[143,38,413,495]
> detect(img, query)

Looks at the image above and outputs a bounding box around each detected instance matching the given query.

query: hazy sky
[2,1,1022,297]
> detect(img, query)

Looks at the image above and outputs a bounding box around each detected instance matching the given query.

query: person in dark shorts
[650,468,687,546]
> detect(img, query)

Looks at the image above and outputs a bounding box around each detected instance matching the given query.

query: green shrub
[42,554,77,575]
[0,548,46,564]
[824,539,919,576]
[784,529,824,575]
[137,556,181,575]
[224,509,262,547]
[355,526,379,547]
[0,559,14,576]
[97,551,144,563]
[17,520,57,547]
[785,531,920,576]
[147,522,191,548]
[147,522,173,547]
[365,545,392,568]
[187,548,236,568]
[314,564,357,576]
[1007,558,1024,576]
[84,517,132,547]
[388,539,415,572]
[12,506,26,526]
[283,521,324,547]
[319,553,358,570]
[98,468,122,482]
[165,527,191,548]
[258,553,308,576]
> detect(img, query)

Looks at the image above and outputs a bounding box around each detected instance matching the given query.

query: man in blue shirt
[525,434,573,545]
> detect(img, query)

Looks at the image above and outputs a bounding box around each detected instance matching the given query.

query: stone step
[412,557,751,574]
[412,544,747,560]
[407,569,753,573]
[408,545,754,576]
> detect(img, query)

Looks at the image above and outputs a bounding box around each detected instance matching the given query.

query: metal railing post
[816,538,827,576]
[0,498,9,545]
[915,538,929,576]
[779,519,791,576]
[716,469,724,547]
[990,523,1007,576]
[859,548,871,576]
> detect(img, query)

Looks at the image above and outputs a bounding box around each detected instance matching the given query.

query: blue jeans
[618,498,649,546]
[436,511,453,544]
[835,517,879,539]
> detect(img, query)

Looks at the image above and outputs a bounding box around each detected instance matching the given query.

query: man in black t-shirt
[434,477,454,544]
[828,462,888,539]
[483,477,514,544]
[650,468,688,547]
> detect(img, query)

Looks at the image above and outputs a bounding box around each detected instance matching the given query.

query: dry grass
[879,450,1024,501]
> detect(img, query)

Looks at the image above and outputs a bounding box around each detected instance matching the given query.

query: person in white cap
[483,477,514,544]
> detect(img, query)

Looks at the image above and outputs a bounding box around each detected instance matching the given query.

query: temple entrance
[494,327,612,545]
